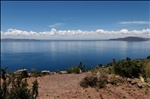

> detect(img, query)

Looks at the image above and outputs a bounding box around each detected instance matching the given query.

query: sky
[1,1,150,39]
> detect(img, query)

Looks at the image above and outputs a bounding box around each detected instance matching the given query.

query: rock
[80,69,82,74]
[140,76,145,82]
[96,71,100,79]
[60,71,67,74]
[131,80,137,85]
[50,72,56,75]
[28,73,34,77]
[127,78,132,83]
[41,70,50,75]
[14,69,28,78]
[137,83,143,88]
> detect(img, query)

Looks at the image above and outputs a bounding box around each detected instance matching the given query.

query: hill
[109,37,148,41]
[1,38,39,41]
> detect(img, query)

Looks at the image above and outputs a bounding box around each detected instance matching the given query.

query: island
[109,37,148,41]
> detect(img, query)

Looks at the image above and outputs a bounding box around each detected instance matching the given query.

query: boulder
[131,80,137,85]
[41,70,50,75]
[140,76,145,82]
[126,78,132,83]
[60,71,67,74]
[137,83,143,88]
[80,69,82,74]
[14,69,28,78]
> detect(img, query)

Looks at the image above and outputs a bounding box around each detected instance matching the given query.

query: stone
[14,69,28,78]
[80,69,82,74]
[127,78,132,83]
[131,80,137,85]
[41,70,50,75]
[137,83,143,88]
[28,73,34,77]
[140,76,145,82]
[60,71,67,74]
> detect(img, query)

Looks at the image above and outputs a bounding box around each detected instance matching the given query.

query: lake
[1,40,150,72]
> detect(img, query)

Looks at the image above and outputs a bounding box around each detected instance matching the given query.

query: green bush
[113,57,145,78]
[66,68,73,74]
[147,55,150,59]
[0,67,38,99]
[66,66,80,74]
[30,68,42,77]
[66,62,89,74]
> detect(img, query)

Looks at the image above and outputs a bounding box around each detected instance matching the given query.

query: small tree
[0,67,39,99]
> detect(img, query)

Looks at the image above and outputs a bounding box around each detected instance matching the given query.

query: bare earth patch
[27,73,150,99]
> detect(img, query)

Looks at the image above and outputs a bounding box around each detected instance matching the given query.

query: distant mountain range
[1,38,39,41]
[109,37,149,41]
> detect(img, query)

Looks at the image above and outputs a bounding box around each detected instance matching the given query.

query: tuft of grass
[123,96,126,99]
[54,96,57,99]
[100,94,104,99]
[88,95,91,98]
[128,92,131,94]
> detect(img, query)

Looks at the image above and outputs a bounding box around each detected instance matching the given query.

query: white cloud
[120,29,128,34]
[1,28,150,40]
[119,21,150,24]
[49,23,65,28]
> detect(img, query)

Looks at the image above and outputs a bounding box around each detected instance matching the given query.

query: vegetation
[0,67,39,99]
[113,57,144,78]
[80,70,108,88]
[66,62,88,74]
[113,57,150,79]
[80,56,150,89]
[66,66,80,74]
[147,55,150,59]
[30,68,42,77]
[55,70,61,74]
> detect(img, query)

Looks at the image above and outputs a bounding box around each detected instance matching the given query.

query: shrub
[113,58,145,78]
[66,66,80,74]
[147,55,150,59]
[66,68,73,74]
[55,70,61,74]
[30,68,42,77]
[78,62,88,72]
[0,67,39,99]
[80,71,108,88]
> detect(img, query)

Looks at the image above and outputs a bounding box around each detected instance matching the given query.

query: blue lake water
[1,40,150,72]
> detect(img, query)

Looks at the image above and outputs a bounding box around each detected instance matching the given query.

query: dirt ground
[27,73,150,99]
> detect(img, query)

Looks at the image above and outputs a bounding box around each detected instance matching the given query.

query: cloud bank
[1,28,150,40]
[119,21,150,25]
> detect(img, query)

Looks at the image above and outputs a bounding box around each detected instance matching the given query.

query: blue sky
[1,1,150,39]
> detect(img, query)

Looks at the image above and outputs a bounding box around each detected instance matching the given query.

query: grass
[100,94,104,99]
[128,92,131,94]
[123,96,126,99]
[54,96,57,99]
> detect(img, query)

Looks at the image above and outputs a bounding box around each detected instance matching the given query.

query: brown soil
[27,73,150,99]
